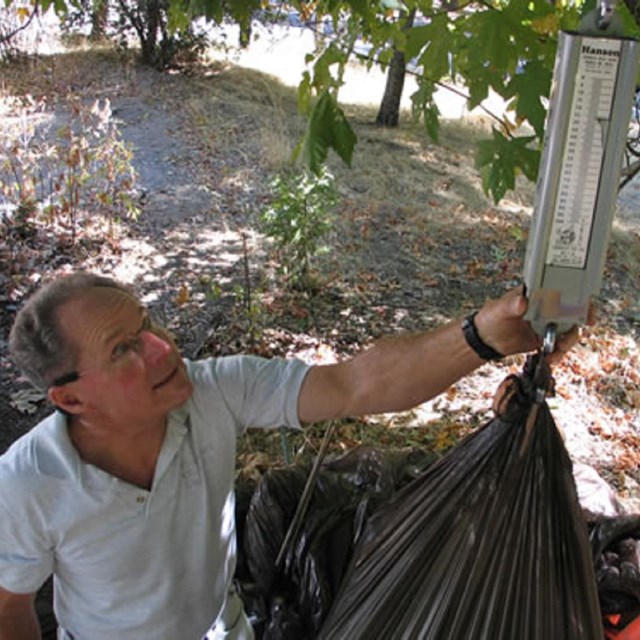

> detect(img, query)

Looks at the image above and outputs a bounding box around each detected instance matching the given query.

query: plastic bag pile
[591,515,640,638]
[235,446,436,638]
[235,356,639,639]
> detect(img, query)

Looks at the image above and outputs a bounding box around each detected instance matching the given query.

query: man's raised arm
[298,288,573,424]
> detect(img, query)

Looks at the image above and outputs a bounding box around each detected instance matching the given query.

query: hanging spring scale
[521,0,638,405]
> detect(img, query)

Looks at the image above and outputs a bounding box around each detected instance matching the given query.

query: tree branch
[0,5,39,46]
[619,157,640,189]
[114,0,145,45]
[299,7,517,137]
[349,47,511,134]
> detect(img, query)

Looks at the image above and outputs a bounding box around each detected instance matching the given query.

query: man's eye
[112,339,134,359]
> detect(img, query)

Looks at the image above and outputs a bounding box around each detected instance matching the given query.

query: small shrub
[0,96,138,242]
[260,167,339,291]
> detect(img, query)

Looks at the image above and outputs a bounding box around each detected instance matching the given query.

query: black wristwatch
[461,312,504,361]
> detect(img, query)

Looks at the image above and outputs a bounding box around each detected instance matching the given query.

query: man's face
[50,287,193,428]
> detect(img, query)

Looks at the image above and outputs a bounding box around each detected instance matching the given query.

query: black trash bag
[237,447,436,638]
[589,515,640,630]
[591,515,640,563]
[318,355,603,640]
[234,477,258,584]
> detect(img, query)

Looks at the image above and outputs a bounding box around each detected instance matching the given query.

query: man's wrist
[461,312,504,361]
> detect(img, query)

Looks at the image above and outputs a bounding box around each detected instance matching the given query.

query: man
[0,272,575,639]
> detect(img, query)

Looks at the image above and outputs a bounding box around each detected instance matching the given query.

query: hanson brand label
[545,37,621,269]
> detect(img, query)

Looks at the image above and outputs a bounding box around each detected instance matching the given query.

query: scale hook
[543,323,557,356]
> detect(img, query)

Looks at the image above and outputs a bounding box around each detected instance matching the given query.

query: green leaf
[581,0,597,17]
[297,71,312,116]
[556,11,579,32]
[503,0,555,26]
[343,0,374,19]
[35,0,65,13]
[376,48,395,68]
[418,16,452,79]
[226,0,261,28]
[617,2,640,38]
[456,8,519,107]
[53,0,68,15]
[404,25,429,60]
[188,0,224,22]
[311,43,347,93]
[465,10,517,76]
[505,60,551,138]
[411,79,440,142]
[423,103,439,143]
[167,0,212,25]
[168,0,192,31]
[296,90,357,174]
[406,14,451,79]
[476,129,539,203]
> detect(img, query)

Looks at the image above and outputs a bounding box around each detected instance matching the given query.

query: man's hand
[473,287,540,358]
[544,304,596,366]
[474,286,592,365]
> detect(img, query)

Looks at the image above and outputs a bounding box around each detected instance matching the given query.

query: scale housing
[523,30,639,335]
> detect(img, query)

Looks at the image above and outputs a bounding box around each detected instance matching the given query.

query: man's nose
[139,330,171,364]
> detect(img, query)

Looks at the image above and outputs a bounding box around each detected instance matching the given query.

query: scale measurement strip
[545,37,621,270]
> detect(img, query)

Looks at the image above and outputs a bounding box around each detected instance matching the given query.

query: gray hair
[9,272,134,392]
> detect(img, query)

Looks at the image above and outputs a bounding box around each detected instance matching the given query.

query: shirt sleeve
[188,356,311,432]
[0,480,54,594]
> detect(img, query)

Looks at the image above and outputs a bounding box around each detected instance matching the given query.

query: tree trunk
[90,0,109,41]
[375,8,416,128]
[140,0,161,66]
[376,49,408,127]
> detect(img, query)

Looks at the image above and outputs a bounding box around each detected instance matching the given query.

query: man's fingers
[545,325,580,365]
[508,290,528,317]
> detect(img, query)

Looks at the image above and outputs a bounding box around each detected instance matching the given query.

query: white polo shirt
[0,355,310,640]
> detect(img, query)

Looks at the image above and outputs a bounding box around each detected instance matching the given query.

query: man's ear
[47,385,84,415]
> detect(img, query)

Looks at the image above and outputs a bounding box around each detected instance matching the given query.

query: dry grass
[0,44,522,219]
[182,65,303,170]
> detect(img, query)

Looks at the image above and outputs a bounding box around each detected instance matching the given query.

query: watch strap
[461,312,504,361]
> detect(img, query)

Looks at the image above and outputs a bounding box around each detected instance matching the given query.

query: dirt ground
[2,35,640,637]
